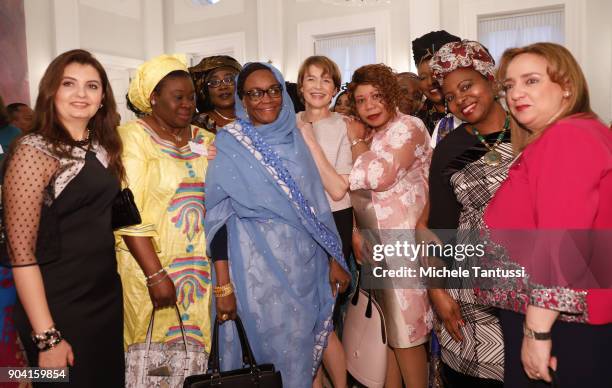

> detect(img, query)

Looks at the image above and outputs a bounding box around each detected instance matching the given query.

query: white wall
[22,0,611,121]
[584,0,611,123]
[283,0,415,82]
[24,0,55,106]
[78,2,145,59]
[23,0,152,115]
[164,0,258,61]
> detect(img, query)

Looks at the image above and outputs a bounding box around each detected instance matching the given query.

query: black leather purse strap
[208,315,258,373]
[350,265,373,318]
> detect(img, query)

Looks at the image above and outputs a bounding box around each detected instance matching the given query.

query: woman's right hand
[39,339,74,368]
[148,276,177,308]
[429,289,464,342]
[216,293,237,323]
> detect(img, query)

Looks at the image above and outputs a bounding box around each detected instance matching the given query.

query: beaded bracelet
[146,272,169,287]
[31,326,63,352]
[145,267,166,281]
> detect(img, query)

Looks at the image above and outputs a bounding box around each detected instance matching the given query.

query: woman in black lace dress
[2,49,125,387]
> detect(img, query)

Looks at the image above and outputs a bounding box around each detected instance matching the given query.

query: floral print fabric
[349,112,434,347]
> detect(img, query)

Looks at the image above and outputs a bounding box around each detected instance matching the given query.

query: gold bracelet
[350,138,365,147]
[213,283,234,298]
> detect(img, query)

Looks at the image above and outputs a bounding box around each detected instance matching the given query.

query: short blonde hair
[297,56,342,99]
[497,42,594,151]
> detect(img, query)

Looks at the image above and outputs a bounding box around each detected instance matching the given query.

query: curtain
[314,30,376,85]
[478,9,564,64]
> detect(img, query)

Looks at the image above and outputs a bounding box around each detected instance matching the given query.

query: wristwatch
[523,322,552,340]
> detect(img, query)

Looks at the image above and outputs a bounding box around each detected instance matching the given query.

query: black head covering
[411,30,461,65]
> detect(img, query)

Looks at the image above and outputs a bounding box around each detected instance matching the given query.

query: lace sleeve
[3,144,59,267]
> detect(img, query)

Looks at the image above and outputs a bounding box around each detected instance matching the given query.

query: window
[314,29,376,85]
[478,7,564,63]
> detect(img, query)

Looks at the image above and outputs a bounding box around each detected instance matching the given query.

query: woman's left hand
[521,336,557,382]
[298,121,316,144]
[329,259,350,296]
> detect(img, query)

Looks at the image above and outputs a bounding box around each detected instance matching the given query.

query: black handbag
[111,188,142,230]
[183,315,282,388]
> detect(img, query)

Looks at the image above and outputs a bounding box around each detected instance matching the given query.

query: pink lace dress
[349,112,434,348]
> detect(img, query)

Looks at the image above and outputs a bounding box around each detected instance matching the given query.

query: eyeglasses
[207,76,235,88]
[354,92,384,106]
[244,85,283,102]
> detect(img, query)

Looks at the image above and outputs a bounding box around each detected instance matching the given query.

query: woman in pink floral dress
[347,64,433,388]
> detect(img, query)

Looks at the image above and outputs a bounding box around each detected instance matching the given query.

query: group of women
[0,29,610,388]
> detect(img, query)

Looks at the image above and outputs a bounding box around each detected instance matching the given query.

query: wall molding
[296,10,391,74]
[458,0,586,65]
[53,0,80,55]
[257,0,284,71]
[173,0,244,24]
[175,32,246,64]
[92,52,143,70]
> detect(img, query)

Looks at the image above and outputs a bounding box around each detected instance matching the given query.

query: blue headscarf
[234,64,294,145]
[204,62,347,387]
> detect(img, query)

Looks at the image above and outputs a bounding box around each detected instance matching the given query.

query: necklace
[153,117,187,143]
[72,128,90,147]
[213,109,235,122]
[472,115,510,166]
[160,125,186,143]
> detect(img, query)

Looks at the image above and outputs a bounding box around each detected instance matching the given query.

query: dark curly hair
[347,64,400,115]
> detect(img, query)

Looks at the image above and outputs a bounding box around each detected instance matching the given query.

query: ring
[221,313,229,321]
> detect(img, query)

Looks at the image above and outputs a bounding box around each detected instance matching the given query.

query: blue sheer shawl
[204,63,348,387]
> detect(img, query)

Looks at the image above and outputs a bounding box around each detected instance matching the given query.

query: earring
[99,103,104,109]
[151,100,156,105]
[563,91,571,98]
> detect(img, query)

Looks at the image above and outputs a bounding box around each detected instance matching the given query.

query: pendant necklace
[472,115,510,167]
[160,124,184,143]
[154,116,187,143]
[73,128,91,147]
[213,109,235,122]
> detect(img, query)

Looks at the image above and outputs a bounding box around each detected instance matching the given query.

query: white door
[105,66,137,124]
[94,53,143,125]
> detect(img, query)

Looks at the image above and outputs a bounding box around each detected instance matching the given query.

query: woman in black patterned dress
[2,49,125,387]
[425,40,514,387]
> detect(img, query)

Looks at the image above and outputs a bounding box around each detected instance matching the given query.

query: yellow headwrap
[128,54,189,114]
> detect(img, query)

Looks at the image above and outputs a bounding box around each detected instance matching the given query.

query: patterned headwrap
[412,30,461,65]
[430,40,496,86]
[127,54,188,114]
[189,56,242,113]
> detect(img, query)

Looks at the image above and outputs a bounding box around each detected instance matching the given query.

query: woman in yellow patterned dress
[115,55,214,358]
